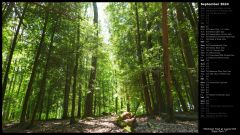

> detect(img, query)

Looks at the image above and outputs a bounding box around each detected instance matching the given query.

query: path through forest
[3,115,198,133]
[2,3,199,133]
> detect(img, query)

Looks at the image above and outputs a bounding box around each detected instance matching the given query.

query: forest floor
[2,115,198,133]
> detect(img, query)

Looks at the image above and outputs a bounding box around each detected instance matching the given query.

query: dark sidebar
[199,0,239,133]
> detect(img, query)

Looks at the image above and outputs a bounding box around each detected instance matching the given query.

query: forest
[2,2,198,133]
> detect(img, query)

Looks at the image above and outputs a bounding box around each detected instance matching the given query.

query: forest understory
[2,2,198,133]
[3,114,198,133]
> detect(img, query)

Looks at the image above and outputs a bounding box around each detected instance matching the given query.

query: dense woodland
[2,2,198,133]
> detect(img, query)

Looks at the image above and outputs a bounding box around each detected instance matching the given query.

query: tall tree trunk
[143,3,166,115]
[134,2,153,117]
[182,3,198,43]
[2,3,28,105]
[70,19,81,124]
[30,20,57,125]
[143,7,157,111]
[175,3,198,112]
[84,2,98,117]
[162,2,174,122]
[169,9,195,110]
[20,7,49,123]
[84,56,97,117]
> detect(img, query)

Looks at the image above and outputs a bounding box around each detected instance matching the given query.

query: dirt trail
[2,115,198,133]
[2,115,125,133]
[80,115,125,133]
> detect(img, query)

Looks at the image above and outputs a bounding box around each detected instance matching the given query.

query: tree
[175,3,198,112]
[142,3,166,115]
[2,2,198,127]
[162,2,174,122]
[20,5,49,123]
[134,2,153,117]
[182,3,198,42]
[70,13,81,124]
[2,3,28,105]
[30,17,58,125]
[84,2,98,117]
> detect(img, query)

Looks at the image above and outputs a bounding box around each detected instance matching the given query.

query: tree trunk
[169,9,195,110]
[142,3,166,115]
[2,3,28,105]
[182,3,198,43]
[84,57,97,117]
[134,2,153,117]
[175,3,198,112]
[70,19,81,124]
[20,6,49,123]
[31,19,57,125]
[84,2,98,117]
[162,2,174,122]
